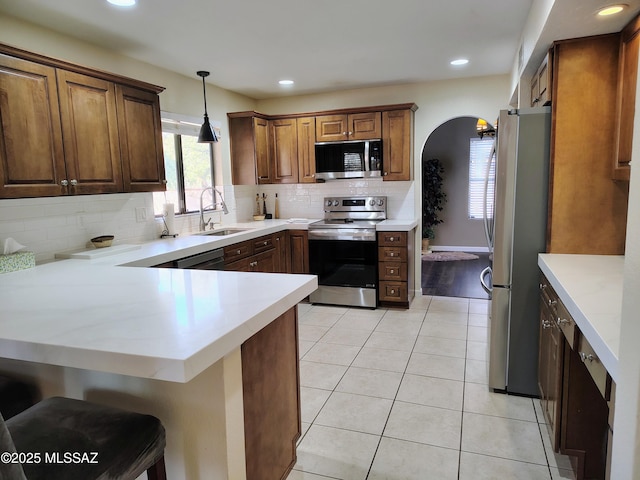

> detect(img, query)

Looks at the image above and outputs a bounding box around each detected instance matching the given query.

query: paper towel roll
[162,203,175,235]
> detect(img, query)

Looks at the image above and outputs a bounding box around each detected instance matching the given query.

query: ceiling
[0,0,639,99]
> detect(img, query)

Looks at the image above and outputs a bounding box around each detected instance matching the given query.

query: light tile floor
[288,295,575,480]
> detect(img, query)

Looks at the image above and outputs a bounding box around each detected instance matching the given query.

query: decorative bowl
[91,235,114,248]
[253,215,266,221]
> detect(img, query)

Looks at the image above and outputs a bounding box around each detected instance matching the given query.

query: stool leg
[146,456,166,480]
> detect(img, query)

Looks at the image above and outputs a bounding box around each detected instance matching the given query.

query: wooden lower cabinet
[538,289,564,450]
[377,231,414,308]
[287,230,309,274]
[539,273,612,480]
[241,306,300,480]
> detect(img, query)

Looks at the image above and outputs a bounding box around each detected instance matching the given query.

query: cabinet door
[116,85,166,192]
[251,249,276,272]
[0,55,66,198]
[274,232,287,273]
[56,69,123,194]
[288,230,309,274]
[270,118,298,184]
[613,15,640,181]
[255,117,271,184]
[297,117,316,183]
[242,307,300,480]
[315,114,348,142]
[382,109,412,181]
[349,112,381,139]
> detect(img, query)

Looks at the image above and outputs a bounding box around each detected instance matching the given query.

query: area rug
[422,251,480,262]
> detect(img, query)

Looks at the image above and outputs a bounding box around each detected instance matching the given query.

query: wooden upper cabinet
[0,43,166,198]
[531,51,552,107]
[297,117,316,183]
[270,118,298,184]
[56,69,123,194]
[116,85,166,192]
[316,112,381,141]
[382,109,413,181]
[228,115,270,185]
[0,54,66,198]
[548,35,628,255]
[613,14,640,181]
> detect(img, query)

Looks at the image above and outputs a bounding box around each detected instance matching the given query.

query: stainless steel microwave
[314,139,382,180]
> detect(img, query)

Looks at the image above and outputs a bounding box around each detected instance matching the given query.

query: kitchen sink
[194,228,252,237]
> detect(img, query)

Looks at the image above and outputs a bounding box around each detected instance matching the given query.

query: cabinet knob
[389,253,395,257]
[542,319,553,329]
[162,179,168,184]
[263,241,268,246]
[539,283,547,290]
[61,179,69,186]
[236,249,241,255]
[557,317,570,326]
[548,299,557,306]
[70,179,78,186]
[348,131,353,135]
[342,131,347,136]
[390,269,395,274]
[389,237,395,241]
[390,289,395,294]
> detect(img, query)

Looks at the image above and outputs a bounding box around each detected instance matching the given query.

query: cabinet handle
[390,269,395,274]
[276,237,280,241]
[348,131,353,135]
[263,241,268,246]
[162,179,168,184]
[548,299,557,306]
[542,319,552,329]
[539,283,547,290]
[342,131,347,136]
[389,237,395,241]
[70,179,78,186]
[557,317,570,326]
[236,249,241,255]
[579,352,596,363]
[390,289,395,294]
[384,172,388,176]
[258,176,269,179]
[61,179,69,186]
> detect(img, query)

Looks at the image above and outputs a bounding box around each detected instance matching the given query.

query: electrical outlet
[135,207,147,223]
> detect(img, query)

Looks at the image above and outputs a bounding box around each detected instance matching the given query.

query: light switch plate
[135,207,147,223]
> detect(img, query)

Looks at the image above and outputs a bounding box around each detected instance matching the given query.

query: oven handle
[308,229,376,241]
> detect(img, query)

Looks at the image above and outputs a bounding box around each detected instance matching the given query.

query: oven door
[308,234,378,308]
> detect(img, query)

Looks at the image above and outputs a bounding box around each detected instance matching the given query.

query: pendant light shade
[196,71,218,143]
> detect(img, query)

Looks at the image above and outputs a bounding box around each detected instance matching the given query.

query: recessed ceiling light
[597,4,627,16]
[279,79,294,85]
[107,0,136,6]
[450,59,469,66]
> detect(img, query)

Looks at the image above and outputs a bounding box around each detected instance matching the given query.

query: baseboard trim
[428,245,490,253]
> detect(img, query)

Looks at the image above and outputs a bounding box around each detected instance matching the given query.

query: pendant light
[196,71,218,143]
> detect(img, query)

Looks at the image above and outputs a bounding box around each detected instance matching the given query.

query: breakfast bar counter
[0,259,317,479]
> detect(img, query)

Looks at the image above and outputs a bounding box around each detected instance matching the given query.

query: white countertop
[0,220,320,383]
[538,254,624,381]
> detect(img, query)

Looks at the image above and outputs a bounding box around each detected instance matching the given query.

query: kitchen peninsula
[0,233,317,480]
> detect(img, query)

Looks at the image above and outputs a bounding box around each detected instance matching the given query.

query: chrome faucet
[199,186,229,231]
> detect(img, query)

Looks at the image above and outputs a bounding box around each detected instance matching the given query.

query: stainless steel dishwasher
[155,248,224,270]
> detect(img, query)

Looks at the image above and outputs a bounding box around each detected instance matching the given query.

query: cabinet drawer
[378,232,407,247]
[378,246,407,262]
[224,241,252,262]
[556,301,578,349]
[378,262,407,282]
[253,234,274,254]
[577,333,612,400]
[379,281,407,302]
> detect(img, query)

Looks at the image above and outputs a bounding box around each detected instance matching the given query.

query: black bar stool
[0,375,37,420]
[1,397,166,480]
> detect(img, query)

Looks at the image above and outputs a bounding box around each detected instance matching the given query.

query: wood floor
[421,253,491,300]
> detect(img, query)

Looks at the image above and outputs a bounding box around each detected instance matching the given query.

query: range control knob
[377,199,384,206]
[369,199,375,206]
[333,200,339,206]
[326,200,333,207]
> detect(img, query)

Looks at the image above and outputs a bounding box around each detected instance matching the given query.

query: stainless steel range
[308,196,387,308]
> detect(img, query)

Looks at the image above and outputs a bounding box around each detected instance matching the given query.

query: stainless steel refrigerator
[480,107,551,396]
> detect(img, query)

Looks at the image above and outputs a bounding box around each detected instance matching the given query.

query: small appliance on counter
[308,196,386,308]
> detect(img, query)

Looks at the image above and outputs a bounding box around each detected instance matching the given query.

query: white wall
[611,48,640,480]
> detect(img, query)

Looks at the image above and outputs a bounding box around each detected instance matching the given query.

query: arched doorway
[419,115,494,300]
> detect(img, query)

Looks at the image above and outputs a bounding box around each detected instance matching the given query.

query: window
[468,137,495,219]
[152,112,221,216]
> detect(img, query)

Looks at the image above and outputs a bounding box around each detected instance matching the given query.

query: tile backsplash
[0,179,415,262]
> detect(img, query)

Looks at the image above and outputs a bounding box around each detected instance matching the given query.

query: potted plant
[422,157,446,252]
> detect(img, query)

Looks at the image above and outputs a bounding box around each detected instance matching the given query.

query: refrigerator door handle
[480,266,493,294]
[482,141,496,251]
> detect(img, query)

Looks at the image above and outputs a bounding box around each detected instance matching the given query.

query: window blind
[469,137,495,219]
